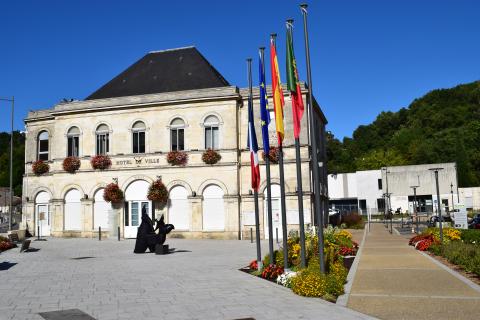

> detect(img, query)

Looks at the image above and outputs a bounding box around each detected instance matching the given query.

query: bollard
[118,226,120,241]
[37,226,40,241]
[250,228,253,243]
[276,227,278,244]
[99,226,101,241]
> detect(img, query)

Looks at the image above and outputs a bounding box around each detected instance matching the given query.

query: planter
[91,155,112,170]
[103,183,124,203]
[63,156,81,173]
[202,149,221,165]
[343,255,356,270]
[166,151,188,166]
[32,160,49,175]
[147,179,168,207]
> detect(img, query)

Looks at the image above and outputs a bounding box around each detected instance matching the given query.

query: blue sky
[0,0,479,139]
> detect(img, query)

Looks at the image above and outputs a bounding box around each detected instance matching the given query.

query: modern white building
[328,163,461,215]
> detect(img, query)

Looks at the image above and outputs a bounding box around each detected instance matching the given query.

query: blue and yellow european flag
[259,50,270,154]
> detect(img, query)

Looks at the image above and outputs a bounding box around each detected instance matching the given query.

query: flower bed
[167,151,188,166]
[262,146,279,164]
[409,228,480,276]
[0,235,15,252]
[147,179,168,206]
[202,149,221,165]
[91,155,112,170]
[62,156,81,173]
[32,160,49,175]
[243,226,356,302]
[103,183,124,203]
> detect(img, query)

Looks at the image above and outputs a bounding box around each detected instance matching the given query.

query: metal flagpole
[300,4,325,273]
[259,48,275,264]
[271,34,293,270]
[247,58,263,269]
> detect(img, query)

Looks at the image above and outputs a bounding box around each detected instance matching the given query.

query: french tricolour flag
[247,96,261,192]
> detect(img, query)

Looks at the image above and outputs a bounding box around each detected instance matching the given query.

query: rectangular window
[132,131,145,154]
[67,136,79,157]
[131,202,139,226]
[205,126,219,149]
[171,128,184,151]
[378,178,383,190]
[96,133,109,155]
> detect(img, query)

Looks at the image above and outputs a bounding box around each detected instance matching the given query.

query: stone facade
[23,85,328,239]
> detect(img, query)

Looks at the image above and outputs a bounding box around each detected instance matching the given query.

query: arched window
[204,115,219,150]
[67,126,80,157]
[37,131,49,160]
[170,118,185,151]
[132,121,146,154]
[96,124,110,155]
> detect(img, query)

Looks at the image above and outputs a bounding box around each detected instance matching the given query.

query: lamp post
[1,97,14,231]
[450,183,455,214]
[429,168,444,243]
[382,168,392,233]
[410,185,419,233]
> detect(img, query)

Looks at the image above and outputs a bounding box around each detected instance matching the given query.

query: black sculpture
[133,206,174,253]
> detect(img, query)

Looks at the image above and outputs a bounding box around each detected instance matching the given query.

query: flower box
[91,155,112,170]
[147,179,169,206]
[262,146,280,164]
[202,149,221,165]
[166,150,188,166]
[103,183,124,203]
[63,156,81,173]
[32,160,50,176]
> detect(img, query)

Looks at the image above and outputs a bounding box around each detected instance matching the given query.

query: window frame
[170,118,185,151]
[203,115,220,150]
[37,131,49,161]
[95,125,110,155]
[131,121,146,154]
[66,127,80,157]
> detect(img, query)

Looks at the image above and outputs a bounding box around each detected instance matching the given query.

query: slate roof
[86,46,230,100]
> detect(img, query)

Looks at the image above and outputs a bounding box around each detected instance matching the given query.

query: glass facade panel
[131,202,139,226]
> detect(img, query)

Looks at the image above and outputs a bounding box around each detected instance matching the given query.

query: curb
[336,226,367,306]
[418,250,480,294]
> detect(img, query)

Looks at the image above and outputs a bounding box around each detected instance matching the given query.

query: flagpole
[285,21,307,269]
[271,34,291,270]
[259,47,275,265]
[247,58,262,269]
[300,4,325,273]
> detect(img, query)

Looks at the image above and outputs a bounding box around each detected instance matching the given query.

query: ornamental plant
[261,264,284,280]
[166,150,188,166]
[0,236,15,252]
[262,146,280,164]
[103,183,124,203]
[147,179,168,206]
[249,260,258,271]
[62,156,81,173]
[202,149,221,165]
[91,155,112,170]
[32,160,50,176]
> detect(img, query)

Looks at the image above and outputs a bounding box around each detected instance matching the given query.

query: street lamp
[0,97,14,231]
[429,168,444,243]
[382,167,392,234]
[450,182,455,214]
[410,185,420,233]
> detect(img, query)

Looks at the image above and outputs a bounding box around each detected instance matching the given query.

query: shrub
[429,241,480,276]
[460,229,480,245]
[147,179,168,206]
[32,160,49,175]
[342,213,364,229]
[263,250,284,267]
[62,156,81,173]
[276,271,297,288]
[103,183,124,203]
[201,149,221,164]
[423,227,461,244]
[249,260,258,271]
[262,146,280,164]
[167,150,188,166]
[91,155,112,170]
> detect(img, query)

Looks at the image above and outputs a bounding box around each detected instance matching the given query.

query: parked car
[427,215,453,227]
[468,214,480,229]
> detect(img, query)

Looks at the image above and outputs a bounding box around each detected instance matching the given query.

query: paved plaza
[0,237,371,320]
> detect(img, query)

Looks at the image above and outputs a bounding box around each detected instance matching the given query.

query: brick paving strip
[0,237,373,320]
[346,224,480,320]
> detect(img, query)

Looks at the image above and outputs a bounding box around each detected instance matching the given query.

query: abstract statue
[134,206,174,253]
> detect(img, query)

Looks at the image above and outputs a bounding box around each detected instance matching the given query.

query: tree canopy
[327,81,480,187]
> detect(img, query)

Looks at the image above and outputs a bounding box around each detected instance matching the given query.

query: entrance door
[124,180,151,238]
[35,191,51,236]
[168,185,189,230]
[125,201,150,238]
[36,204,50,236]
[65,189,81,230]
[264,184,282,240]
[202,185,225,231]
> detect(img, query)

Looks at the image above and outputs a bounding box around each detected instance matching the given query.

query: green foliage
[327,81,480,187]
[429,241,480,276]
[0,131,25,196]
[460,229,480,245]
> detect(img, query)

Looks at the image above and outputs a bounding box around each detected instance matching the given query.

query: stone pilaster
[189,196,202,232]
[50,198,64,236]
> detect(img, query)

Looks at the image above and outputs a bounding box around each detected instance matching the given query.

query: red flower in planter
[91,155,112,170]
[166,150,188,166]
[62,156,81,173]
[262,146,280,164]
[338,246,356,256]
[202,149,221,165]
[103,183,124,203]
[249,260,258,271]
[147,179,169,206]
[32,160,50,176]
[261,264,284,280]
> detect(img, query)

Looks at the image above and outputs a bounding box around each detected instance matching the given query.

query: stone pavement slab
[0,237,372,320]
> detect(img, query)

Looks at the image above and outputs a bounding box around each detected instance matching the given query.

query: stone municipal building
[22,47,328,239]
